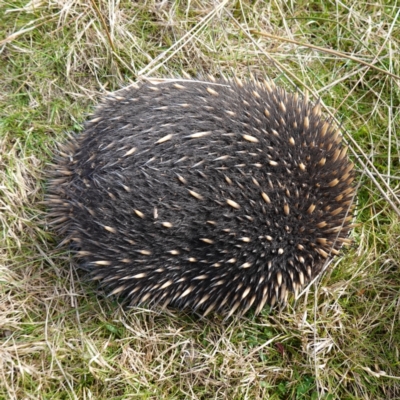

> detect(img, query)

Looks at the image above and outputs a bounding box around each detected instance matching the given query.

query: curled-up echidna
[46,76,356,317]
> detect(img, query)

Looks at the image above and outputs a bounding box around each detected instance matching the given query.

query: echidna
[46,76,356,317]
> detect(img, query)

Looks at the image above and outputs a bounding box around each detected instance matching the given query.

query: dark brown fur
[46,77,356,317]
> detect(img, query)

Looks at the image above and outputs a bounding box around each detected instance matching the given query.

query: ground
[0,1,399,399]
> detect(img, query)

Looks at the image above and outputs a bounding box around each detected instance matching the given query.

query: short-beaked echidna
[46,77,356,317]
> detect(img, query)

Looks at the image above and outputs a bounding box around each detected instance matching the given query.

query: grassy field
[1,0,399,399]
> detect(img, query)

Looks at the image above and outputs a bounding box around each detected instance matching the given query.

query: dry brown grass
[1,1,399,399]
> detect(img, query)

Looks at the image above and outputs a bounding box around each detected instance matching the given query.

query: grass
[1,0,400,399]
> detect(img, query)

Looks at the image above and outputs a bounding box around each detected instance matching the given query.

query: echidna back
[47,77,356,317]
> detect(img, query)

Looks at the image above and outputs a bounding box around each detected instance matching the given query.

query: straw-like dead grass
[1,1,399,399]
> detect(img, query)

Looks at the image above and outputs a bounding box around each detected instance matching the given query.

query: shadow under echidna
[46,76,356,317]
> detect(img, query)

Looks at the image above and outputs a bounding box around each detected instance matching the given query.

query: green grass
[1,0,400,399]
